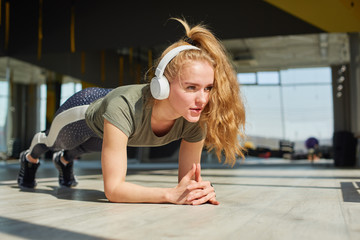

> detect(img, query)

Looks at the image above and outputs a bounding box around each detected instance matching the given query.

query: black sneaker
[53,151,78,187]
[17,150,40,188]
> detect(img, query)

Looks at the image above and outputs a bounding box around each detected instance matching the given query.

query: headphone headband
[155,45,200,77]
[150,45,200,100]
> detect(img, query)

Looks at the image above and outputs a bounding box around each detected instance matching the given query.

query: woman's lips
[190,107,202,113]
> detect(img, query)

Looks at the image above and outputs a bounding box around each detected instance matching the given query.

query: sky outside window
[257,71,280,85]
[237,72,256,84]
[239,67,333,150]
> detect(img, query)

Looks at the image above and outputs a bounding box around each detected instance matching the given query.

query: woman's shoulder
[111,84,149,97]
[102,84,150,111]
[104,84,149,103]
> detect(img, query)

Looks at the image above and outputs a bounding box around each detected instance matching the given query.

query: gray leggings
[29,87,112,161]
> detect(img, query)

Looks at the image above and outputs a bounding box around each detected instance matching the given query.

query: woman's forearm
[104,164,218,205]
[104,181,172,204]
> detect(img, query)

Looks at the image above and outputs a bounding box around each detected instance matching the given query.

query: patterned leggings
[29,87,112,161]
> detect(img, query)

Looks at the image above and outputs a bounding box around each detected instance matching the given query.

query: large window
[242,85,283,139]
[239,67,333,151]
[60,81,82,105]
[0,79,8,152]
[38,81,82,131]
[237,71,280,85]
[39,84,47,131]
[0,72,82,154]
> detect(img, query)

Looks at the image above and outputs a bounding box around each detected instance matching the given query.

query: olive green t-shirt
[85,84,205,147]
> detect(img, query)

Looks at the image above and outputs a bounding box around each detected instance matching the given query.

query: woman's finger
[191,192,217,205]
[187,180,212,191]
[195,163,202,182]
[208,197,220,205]
[186,183,216,202]
[186,189,207,202]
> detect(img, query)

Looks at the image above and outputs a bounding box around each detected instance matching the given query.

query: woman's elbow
[104,189,116,202]
[104,183,120,202]
[104,182,127,203]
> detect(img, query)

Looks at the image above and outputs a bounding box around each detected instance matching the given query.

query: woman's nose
[196,90,208,104]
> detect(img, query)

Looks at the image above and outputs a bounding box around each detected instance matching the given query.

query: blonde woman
[17,18,246,205]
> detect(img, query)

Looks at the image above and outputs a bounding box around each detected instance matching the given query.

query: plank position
[17,18,246,205]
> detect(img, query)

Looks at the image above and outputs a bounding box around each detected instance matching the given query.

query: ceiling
[224,32,350,72]
[265,0,360,33]
[0,1,355,84]
[3,0,323,55]
[0,32,350,84]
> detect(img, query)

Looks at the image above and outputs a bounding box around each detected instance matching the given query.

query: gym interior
[0,1,360,239]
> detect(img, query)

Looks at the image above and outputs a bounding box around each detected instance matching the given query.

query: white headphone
[150,45,200,100]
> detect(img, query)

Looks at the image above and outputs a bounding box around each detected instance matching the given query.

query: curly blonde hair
[153,18,246,166]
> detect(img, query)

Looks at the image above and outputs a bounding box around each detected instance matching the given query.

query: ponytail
[158,18,246,166]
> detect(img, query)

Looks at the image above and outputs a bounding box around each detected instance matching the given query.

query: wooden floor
[1,158,360,240]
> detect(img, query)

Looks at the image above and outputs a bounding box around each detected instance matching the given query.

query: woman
[17,18,246,205]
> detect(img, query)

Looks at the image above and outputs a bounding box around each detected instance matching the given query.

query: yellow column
[4,1,9,51]
[37,0,43,60]
[70,5,75,53]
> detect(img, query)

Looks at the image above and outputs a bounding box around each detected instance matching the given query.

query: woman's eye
[186,86,196,91]
[205,86,213,92]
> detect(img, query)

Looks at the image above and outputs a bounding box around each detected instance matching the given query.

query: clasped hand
[170,163,219,205]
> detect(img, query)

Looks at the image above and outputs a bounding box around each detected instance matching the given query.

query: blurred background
[0,0,359,167]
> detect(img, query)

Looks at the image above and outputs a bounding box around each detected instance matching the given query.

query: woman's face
[167,60,214,122]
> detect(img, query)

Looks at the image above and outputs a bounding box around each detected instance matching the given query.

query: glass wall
[38,81,82,132]
[60,81,82,105]
[39,84,47,131]
[238,67,333,151]
[0,78,82,155]
[0,79,8,152]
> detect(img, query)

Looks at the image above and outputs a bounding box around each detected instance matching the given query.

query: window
[241,67,333,151]
[242,85,283,139]
[39,84,47,131]
[60,82,82,105]
[281,83,333,141]
[238,71,280,85]
[0,80,8,152]
[237,72,256,84]
[257,71,279,85]
[281,67,331,85]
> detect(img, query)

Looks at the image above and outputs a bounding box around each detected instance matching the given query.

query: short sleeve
[102,97,134,137]
[182,122,206,143]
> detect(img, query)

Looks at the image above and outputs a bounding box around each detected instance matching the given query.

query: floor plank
[0,158,360,240]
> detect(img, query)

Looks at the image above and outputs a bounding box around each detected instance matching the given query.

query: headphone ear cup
[150,75,170,100]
